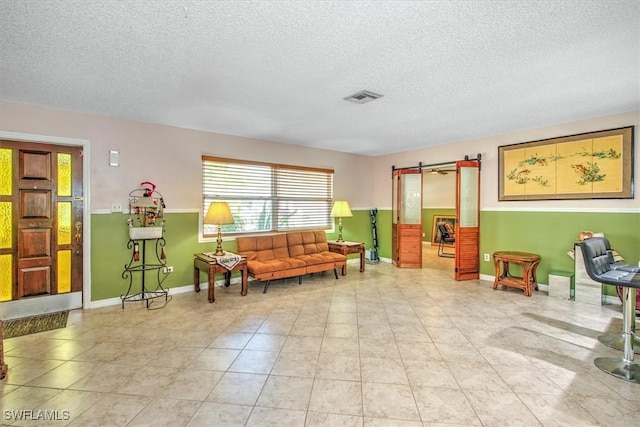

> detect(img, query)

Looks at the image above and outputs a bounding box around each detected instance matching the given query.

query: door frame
[398,155,481,273]
[0,130,92,311]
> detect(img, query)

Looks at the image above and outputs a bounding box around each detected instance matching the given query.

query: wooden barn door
[392,168,423,268]
[455,160,480,280]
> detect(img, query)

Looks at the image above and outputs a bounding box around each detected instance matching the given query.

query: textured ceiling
[1,1,639,156]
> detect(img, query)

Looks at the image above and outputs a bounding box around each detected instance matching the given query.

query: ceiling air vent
[343,90,383,104]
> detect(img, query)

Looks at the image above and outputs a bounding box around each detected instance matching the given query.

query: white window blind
[202,156,334,236]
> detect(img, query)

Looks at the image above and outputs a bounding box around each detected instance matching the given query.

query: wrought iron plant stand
[121,182,169,309]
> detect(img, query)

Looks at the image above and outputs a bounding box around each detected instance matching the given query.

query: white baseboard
[479,274,620,305]
[479,273,494,283]
[85,277,243,310]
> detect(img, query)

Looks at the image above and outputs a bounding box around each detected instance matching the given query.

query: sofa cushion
[287,231,329,256]
[236,234,290,261]
[247,258,306,275]
[295,252,345,266]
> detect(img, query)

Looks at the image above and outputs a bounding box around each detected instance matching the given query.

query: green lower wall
[328,210,375,249]
[91,212,204,301]
[90,209,639,301]
[90,210,376,301]
[478,210,640,296]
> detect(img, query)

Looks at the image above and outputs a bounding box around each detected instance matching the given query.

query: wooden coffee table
[493,251,541,297]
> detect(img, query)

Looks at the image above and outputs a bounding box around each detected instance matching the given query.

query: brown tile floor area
[1,247,638,426]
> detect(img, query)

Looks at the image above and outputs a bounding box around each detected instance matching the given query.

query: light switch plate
[109,149,119,166]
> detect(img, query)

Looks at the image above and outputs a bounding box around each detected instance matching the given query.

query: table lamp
[204,202,234,256]
[330,200,352,242]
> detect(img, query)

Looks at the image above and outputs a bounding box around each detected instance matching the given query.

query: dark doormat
[3,311,69,339]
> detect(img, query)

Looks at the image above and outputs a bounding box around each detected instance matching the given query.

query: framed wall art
[498,126,634,201]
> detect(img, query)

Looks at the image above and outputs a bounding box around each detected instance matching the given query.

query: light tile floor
[1,248,639,426]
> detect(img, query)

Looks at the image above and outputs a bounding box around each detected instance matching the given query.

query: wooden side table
[327,241,365,275]
[493,251,541,297]
[194,253,248,303]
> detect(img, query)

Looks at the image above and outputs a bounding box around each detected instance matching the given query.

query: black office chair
[591,238,640,354]
[580,237,640,383]
[437,223,455,258]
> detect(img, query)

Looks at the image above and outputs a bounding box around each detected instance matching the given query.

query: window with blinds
[202,156,334,236]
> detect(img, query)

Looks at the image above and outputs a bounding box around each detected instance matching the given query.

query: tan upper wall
[2,101,638,213]
[372,110,640,211]
[0,101,372,211]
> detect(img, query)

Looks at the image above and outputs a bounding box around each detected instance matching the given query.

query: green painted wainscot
[90,210,639,302]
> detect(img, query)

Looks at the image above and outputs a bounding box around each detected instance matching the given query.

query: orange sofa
[236,231,347,293]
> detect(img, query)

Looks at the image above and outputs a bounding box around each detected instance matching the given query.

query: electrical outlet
[484,253,490,262]
[163,266,173,273]
[422,232,425,237]
[111,202,122,213]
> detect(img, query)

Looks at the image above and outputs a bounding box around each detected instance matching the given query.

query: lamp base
[337,222,344,242]
[215,227,225,256]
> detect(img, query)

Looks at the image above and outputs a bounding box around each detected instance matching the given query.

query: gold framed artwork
[498,126,634,201]
[431,215,456,246]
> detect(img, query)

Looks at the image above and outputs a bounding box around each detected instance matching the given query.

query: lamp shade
[330,200,353,218]
[204,202,234,225]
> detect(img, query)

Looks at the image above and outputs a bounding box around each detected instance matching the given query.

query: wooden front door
[0,139,84,302]
[392,168,423,268]
[454,160,480,280]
